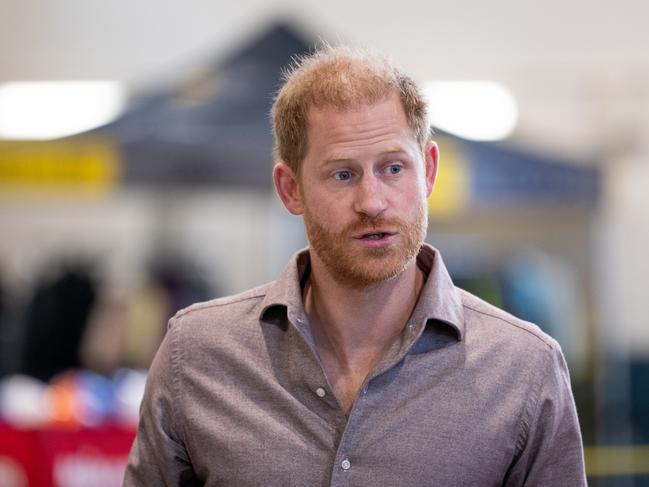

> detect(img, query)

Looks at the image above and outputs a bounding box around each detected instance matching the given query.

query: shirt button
[341,458,351,471]
[315,387,326,398]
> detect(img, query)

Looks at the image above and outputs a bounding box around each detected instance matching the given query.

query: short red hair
[271,46,430,173]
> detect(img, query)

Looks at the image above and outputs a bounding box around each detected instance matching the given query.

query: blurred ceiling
[1,0,648,161]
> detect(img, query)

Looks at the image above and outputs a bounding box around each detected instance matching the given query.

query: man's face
[294,93,437,288]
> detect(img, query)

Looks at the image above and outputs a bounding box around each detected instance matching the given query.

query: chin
[330,252,414,288]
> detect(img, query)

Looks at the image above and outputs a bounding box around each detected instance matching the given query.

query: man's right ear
[273,162,304,215]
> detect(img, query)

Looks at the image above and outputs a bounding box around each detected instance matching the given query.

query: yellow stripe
[427,136,469,218]
[585,445,649,476]
[0,138,119,194]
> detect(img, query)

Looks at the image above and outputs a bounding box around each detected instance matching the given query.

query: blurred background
[0,1,647,485]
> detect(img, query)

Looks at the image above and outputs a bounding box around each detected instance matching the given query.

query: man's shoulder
[456,287,560,355]
[169,281,275,331]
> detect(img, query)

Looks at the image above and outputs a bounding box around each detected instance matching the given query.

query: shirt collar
[259,243,465,341]
[259,247,311,335]
[412,243,465,341]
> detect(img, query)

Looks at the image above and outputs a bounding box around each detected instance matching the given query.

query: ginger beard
[303,200,428,288]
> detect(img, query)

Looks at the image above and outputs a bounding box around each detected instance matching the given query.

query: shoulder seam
[169,313,190,448]
[462,302,554,349]
[174,290,268,319]
[516,346,552,456]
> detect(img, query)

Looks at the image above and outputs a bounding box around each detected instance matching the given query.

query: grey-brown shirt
[124,244,586,486]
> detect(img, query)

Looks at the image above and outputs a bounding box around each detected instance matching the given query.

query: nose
[352,173,387,218]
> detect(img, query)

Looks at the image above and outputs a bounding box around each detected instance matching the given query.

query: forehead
[304,93,416,161]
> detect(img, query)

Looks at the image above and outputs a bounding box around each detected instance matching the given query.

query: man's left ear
[424,141,439,197]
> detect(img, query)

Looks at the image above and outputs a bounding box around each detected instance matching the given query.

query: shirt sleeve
[123,317,201,486]
[503,341,587,486]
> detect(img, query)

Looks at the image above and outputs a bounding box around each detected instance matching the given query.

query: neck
[304,253,424,372]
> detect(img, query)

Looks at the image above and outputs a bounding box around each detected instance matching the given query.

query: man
[124,46,586,486]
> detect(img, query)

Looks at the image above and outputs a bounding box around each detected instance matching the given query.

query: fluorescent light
[424,81,518,141]
[0,81,126,140]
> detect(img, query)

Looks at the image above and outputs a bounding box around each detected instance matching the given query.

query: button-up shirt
[124,244,586,486]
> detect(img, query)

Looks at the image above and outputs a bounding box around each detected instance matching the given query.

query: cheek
[394,177,427,206]
[305,185,347,209]
[304,192,334,216]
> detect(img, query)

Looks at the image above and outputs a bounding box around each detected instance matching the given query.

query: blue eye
[387,164,402,175]
[334,170,352,181]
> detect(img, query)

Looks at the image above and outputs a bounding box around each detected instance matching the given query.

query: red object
[0,423,135,487]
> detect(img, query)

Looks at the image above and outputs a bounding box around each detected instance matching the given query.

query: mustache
[342,215,407,236]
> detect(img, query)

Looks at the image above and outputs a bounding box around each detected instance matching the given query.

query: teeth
[367,233,383,240]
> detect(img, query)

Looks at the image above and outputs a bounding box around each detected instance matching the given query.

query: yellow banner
[0,138,119,195]
[427,136,470,218]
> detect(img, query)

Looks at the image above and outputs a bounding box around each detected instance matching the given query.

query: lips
[353,230,396,240]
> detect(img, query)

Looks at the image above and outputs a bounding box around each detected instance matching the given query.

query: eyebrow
[322,155,354,165]
[322,148,409,165]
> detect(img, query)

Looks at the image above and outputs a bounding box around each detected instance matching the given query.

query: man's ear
[273,162,304,215]
[424,141,439,198]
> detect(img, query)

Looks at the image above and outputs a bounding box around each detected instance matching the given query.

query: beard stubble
[304,201,428,288]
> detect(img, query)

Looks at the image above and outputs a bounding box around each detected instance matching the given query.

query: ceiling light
[0,81,126,140]
[423,81,518,141]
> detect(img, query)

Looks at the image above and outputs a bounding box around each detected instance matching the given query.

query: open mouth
[364,232,387,240]
[355,231,395,240]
